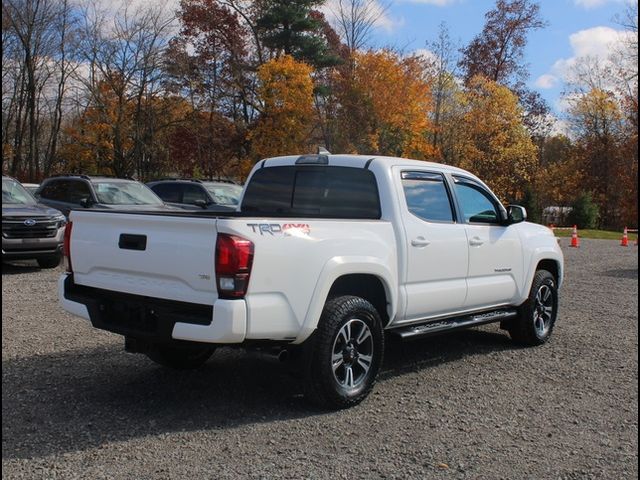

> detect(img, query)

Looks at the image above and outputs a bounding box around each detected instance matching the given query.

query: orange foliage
[334,50,437,159]
[249,55,315,165]
[457,75,538,201]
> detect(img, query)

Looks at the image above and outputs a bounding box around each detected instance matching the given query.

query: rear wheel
[303,295,384,409]
[508,270,558,346]
[37,254,62,269]
[146,344,215,370]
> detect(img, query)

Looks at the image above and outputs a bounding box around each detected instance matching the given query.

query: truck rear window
[242,166,381,219]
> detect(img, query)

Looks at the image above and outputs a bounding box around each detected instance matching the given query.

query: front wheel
[146,344,215,370]
[508,270,559,346]
[303,295,384,409]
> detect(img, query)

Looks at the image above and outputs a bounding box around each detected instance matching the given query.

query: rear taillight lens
[215,233,254,299]
[63,221,73,273]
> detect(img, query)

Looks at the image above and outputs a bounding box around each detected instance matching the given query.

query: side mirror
[79,198,94,208]
[193,199,208,209]
[506,205,527,224]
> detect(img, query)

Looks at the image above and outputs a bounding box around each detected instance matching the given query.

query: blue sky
[361,0,632,115]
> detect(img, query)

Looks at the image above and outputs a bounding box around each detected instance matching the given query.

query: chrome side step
[391,309,518,340]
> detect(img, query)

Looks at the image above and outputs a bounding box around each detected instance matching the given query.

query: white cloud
[534,73,559,89]
[568,26,624,58]
[538,26,634,98]
[573,0,626,9]
[413,48,438,63]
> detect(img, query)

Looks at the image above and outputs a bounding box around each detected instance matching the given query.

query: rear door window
[242,166,380,218]
[401,171,455,223]
[151,183,182,203]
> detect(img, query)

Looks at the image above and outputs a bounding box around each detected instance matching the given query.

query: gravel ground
[2,239,638,479]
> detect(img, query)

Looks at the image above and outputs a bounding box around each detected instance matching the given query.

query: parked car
[2,176,66,268]
[60,153,563,409]
[36,175,174,218]
[147,179,242,212]
[22,183,40,195]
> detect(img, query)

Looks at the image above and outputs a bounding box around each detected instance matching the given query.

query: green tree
[256,0,340,68]
[567,193,600,229]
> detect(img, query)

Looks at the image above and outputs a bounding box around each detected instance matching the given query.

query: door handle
[411,237,431,247]
[469,237,484,246]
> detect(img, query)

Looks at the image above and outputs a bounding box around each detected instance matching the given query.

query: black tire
[146,344,215,370]
[303,295,384,409]
[37,254,62,269]
[508,270,558,346]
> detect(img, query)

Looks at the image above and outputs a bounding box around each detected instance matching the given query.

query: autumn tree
[531,134,584,222]
[567,88,630,228]
[168,0,254,172]
[331,50,437,159]
[73,2,176,178]
[458,0,549,133]
[457,75,538,201]
[249,55,315,164]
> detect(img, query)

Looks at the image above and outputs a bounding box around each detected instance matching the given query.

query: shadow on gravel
[601,268,638,280]
[1,261,42,275]
[2,328,514,460]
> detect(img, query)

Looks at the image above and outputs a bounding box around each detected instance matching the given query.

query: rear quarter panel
[217,218,397,343]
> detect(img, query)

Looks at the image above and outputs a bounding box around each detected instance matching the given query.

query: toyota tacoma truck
[59,154,563,409]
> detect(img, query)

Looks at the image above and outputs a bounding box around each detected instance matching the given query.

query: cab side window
[151,183,182,203]
[39,180,68,201]
[401,171,455,223]
[67,181,92,205]
[181,184,208,205]
[453,177,500,224]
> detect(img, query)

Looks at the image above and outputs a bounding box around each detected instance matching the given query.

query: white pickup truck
[60,154,563,409]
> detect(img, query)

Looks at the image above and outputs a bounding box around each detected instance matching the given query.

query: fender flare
[521,248,564,299]
[293,256,397,344]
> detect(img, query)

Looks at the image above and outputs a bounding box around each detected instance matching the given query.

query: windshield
[2,178,37,206]
[204,183,243,206]
[94,181,164,206]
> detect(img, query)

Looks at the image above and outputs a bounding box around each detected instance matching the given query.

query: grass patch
[552,228,638,241]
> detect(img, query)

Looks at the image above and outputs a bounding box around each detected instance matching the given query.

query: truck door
[451,175,523,309]
[396,169,469,322]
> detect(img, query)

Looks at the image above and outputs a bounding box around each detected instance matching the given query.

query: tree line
[2,0,637,228]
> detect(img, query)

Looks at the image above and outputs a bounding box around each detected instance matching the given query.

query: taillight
[63,221,73,273]
[215,233,254,299]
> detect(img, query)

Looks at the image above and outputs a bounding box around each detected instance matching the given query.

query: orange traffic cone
[570,225,580,248]
[620,227,629,247]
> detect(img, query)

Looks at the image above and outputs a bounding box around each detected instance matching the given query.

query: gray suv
[147,179,242,212]
[36,175,173,218]
[2,176,66,268]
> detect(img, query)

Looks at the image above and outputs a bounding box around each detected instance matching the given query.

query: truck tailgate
[70,211,218,305]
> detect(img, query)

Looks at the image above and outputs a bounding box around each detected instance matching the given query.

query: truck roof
[261,154,477,178]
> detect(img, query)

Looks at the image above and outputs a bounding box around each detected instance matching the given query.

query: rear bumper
[59,274,246,344]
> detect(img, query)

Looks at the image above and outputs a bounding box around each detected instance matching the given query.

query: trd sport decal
[247,223,311,235]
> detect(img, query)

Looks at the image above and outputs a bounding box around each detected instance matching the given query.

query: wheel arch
[295,257,398,344]
[536,259,560,284]
[327,274,390,327]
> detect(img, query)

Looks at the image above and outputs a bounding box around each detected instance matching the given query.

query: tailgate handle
[118,233,147,251]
